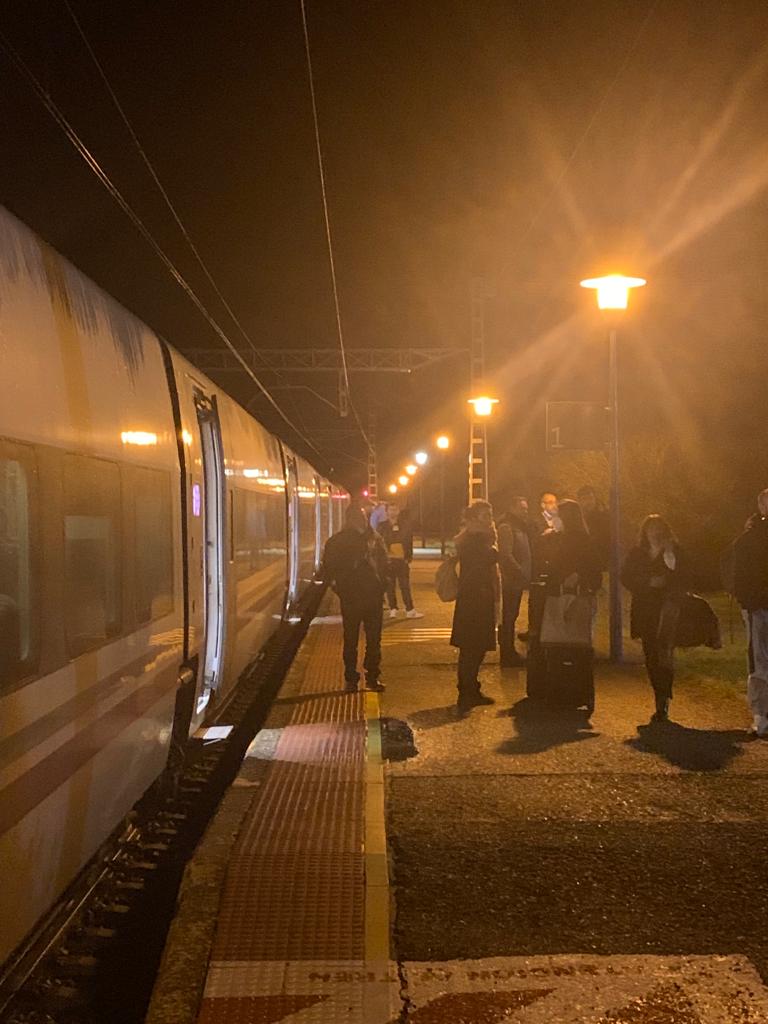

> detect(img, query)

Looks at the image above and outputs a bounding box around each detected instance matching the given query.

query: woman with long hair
[621,514,688,723]
[450,500,499,714]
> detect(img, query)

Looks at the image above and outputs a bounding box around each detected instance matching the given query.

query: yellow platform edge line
[364,690,390,964]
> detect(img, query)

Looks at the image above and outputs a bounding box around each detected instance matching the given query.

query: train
[0,204,347,966]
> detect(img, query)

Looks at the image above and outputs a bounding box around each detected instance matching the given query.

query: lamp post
[413,452,428,548]
[580,274,646,662]
[436,435,451,556]
[467,395,499,503]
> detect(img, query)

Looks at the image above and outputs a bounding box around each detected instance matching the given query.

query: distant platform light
[468,396,499,417]
[414,451,428,466]
[436,435,450,449]
[121,430,158,446]
[388,483,398,494]
[398,474,410,486]
[405,464,417,475]
[580,274,646,310]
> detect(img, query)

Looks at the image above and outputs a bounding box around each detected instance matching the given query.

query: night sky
[2,1,767,518]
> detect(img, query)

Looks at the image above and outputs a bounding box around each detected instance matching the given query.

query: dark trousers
[341,601,383,683]
[386,559,414,611]
[457,646,486,702]
[641,636,674,708]
[498,587,523,662]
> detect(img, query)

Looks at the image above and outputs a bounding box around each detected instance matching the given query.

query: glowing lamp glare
[398,475,409,486]
[405,464,417,475]
[414,451,428,466]
[468,397,498,417]
[580,274,646,310]
[388,484,398,495]
[436,435,450,450]
[121,430,158,446]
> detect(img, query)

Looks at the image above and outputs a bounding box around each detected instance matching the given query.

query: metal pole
[440,455,447,555]
[419,480,425,549]
[608,326,623,662]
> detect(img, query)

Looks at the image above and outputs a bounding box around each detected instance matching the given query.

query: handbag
[434,556,459,603]
[674,592,722,649]
[540,591,594,647]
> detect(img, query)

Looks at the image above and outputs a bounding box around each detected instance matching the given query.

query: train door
[194,391,226,709]
[286,455,300,609]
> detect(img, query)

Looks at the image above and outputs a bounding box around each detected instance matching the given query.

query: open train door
[194,390,226,711]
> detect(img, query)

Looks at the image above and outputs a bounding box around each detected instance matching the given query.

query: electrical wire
[60,0,283,386]
[299,0,372,452]
[0,27,322,459]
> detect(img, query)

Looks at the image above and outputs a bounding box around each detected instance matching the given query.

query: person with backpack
[321,505,389,693]
[450,500,500,714]
[733,489,768,739]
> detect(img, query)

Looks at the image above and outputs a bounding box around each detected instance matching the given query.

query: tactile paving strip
[197,617,378,1022]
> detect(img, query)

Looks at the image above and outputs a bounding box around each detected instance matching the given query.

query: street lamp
[414,451,428,466]
[580,273,647,662]
[467,395,498,502]
[435,435,451,556]
[405,464,417,476]
[398,474,409,487]
[388,483,398,495]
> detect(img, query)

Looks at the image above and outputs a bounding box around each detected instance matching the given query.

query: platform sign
[546,401,608,452]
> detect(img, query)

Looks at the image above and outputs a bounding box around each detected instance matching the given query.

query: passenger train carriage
[0,205,347,965]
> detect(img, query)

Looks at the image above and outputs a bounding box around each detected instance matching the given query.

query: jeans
[386,559,414,611]
[341,600,383,684]
[641,636,674,708]
[457,646,486,703]
[745,609,768,735]
[498,587,523,662]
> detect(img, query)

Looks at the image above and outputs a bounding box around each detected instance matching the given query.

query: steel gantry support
[187,347,465,374]
[468,277,490,503]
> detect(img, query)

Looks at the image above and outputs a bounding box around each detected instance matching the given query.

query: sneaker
[366,679,385,692]
[405,609,424,619]
[389,608,399,619]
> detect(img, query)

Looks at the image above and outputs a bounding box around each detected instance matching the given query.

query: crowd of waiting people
[322,487,768,739]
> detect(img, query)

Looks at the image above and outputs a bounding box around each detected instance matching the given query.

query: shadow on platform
[627,721,748,771]
[407,705,462,730]
[496,697,599,755]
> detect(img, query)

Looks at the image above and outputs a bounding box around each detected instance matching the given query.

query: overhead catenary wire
[60,0,283,386]
[299,0,372,452]
[0,28,321,460]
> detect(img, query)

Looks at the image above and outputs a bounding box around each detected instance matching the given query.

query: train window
[0,447,36,685]
[63,455,122,657]
[233,488,287,580]
[133,468,174,624]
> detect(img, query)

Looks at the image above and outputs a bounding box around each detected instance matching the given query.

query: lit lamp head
[405,464,417,476]
[468,396,499,418]
[398,474,410,487]
[388,483,398,495]
[414,451,428,466]
[436,435,450,450]
[580,274,646,310]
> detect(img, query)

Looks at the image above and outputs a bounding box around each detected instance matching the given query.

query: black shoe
[500,653,526,668]
[366,679,385,692]
[471,692,495,707]
[650,709,668,723]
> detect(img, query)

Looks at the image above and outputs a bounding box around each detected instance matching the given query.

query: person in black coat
[321,505,389,693]
[621,514,689,723]
[450,500,499,714]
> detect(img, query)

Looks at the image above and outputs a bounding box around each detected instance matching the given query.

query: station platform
[147,559,768,1023]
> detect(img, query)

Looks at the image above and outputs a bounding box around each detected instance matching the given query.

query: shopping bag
[434,556,459,602]
[540,592,594,647]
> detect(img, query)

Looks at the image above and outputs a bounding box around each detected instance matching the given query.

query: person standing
[369,501,389,530]
[577,485,610,571]
[321,506,388,692]
[621,515,688,723]
[377,503,424,619]
[450,500,499,714]
[733,489,768,739]
[497,496,532,667]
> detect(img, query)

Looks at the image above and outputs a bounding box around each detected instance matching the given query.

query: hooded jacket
[734,516,768,611]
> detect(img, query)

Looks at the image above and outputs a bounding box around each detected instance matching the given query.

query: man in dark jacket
[321,506,388,693]
[377,503,424,619]
[497,497,531,667]
[577,485,610,571]
[733,489,768,738]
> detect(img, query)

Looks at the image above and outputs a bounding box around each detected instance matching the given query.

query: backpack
[435,556,459,602]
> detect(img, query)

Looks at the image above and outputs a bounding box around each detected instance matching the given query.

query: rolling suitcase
[526,579,595,714]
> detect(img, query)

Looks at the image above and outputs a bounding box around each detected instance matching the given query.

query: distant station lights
[388,483,398,495]
[579,273,646,310]
[405,464,417,475]
[398,474,410,487]
[414,451,428,466]
[436,435,450,450]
